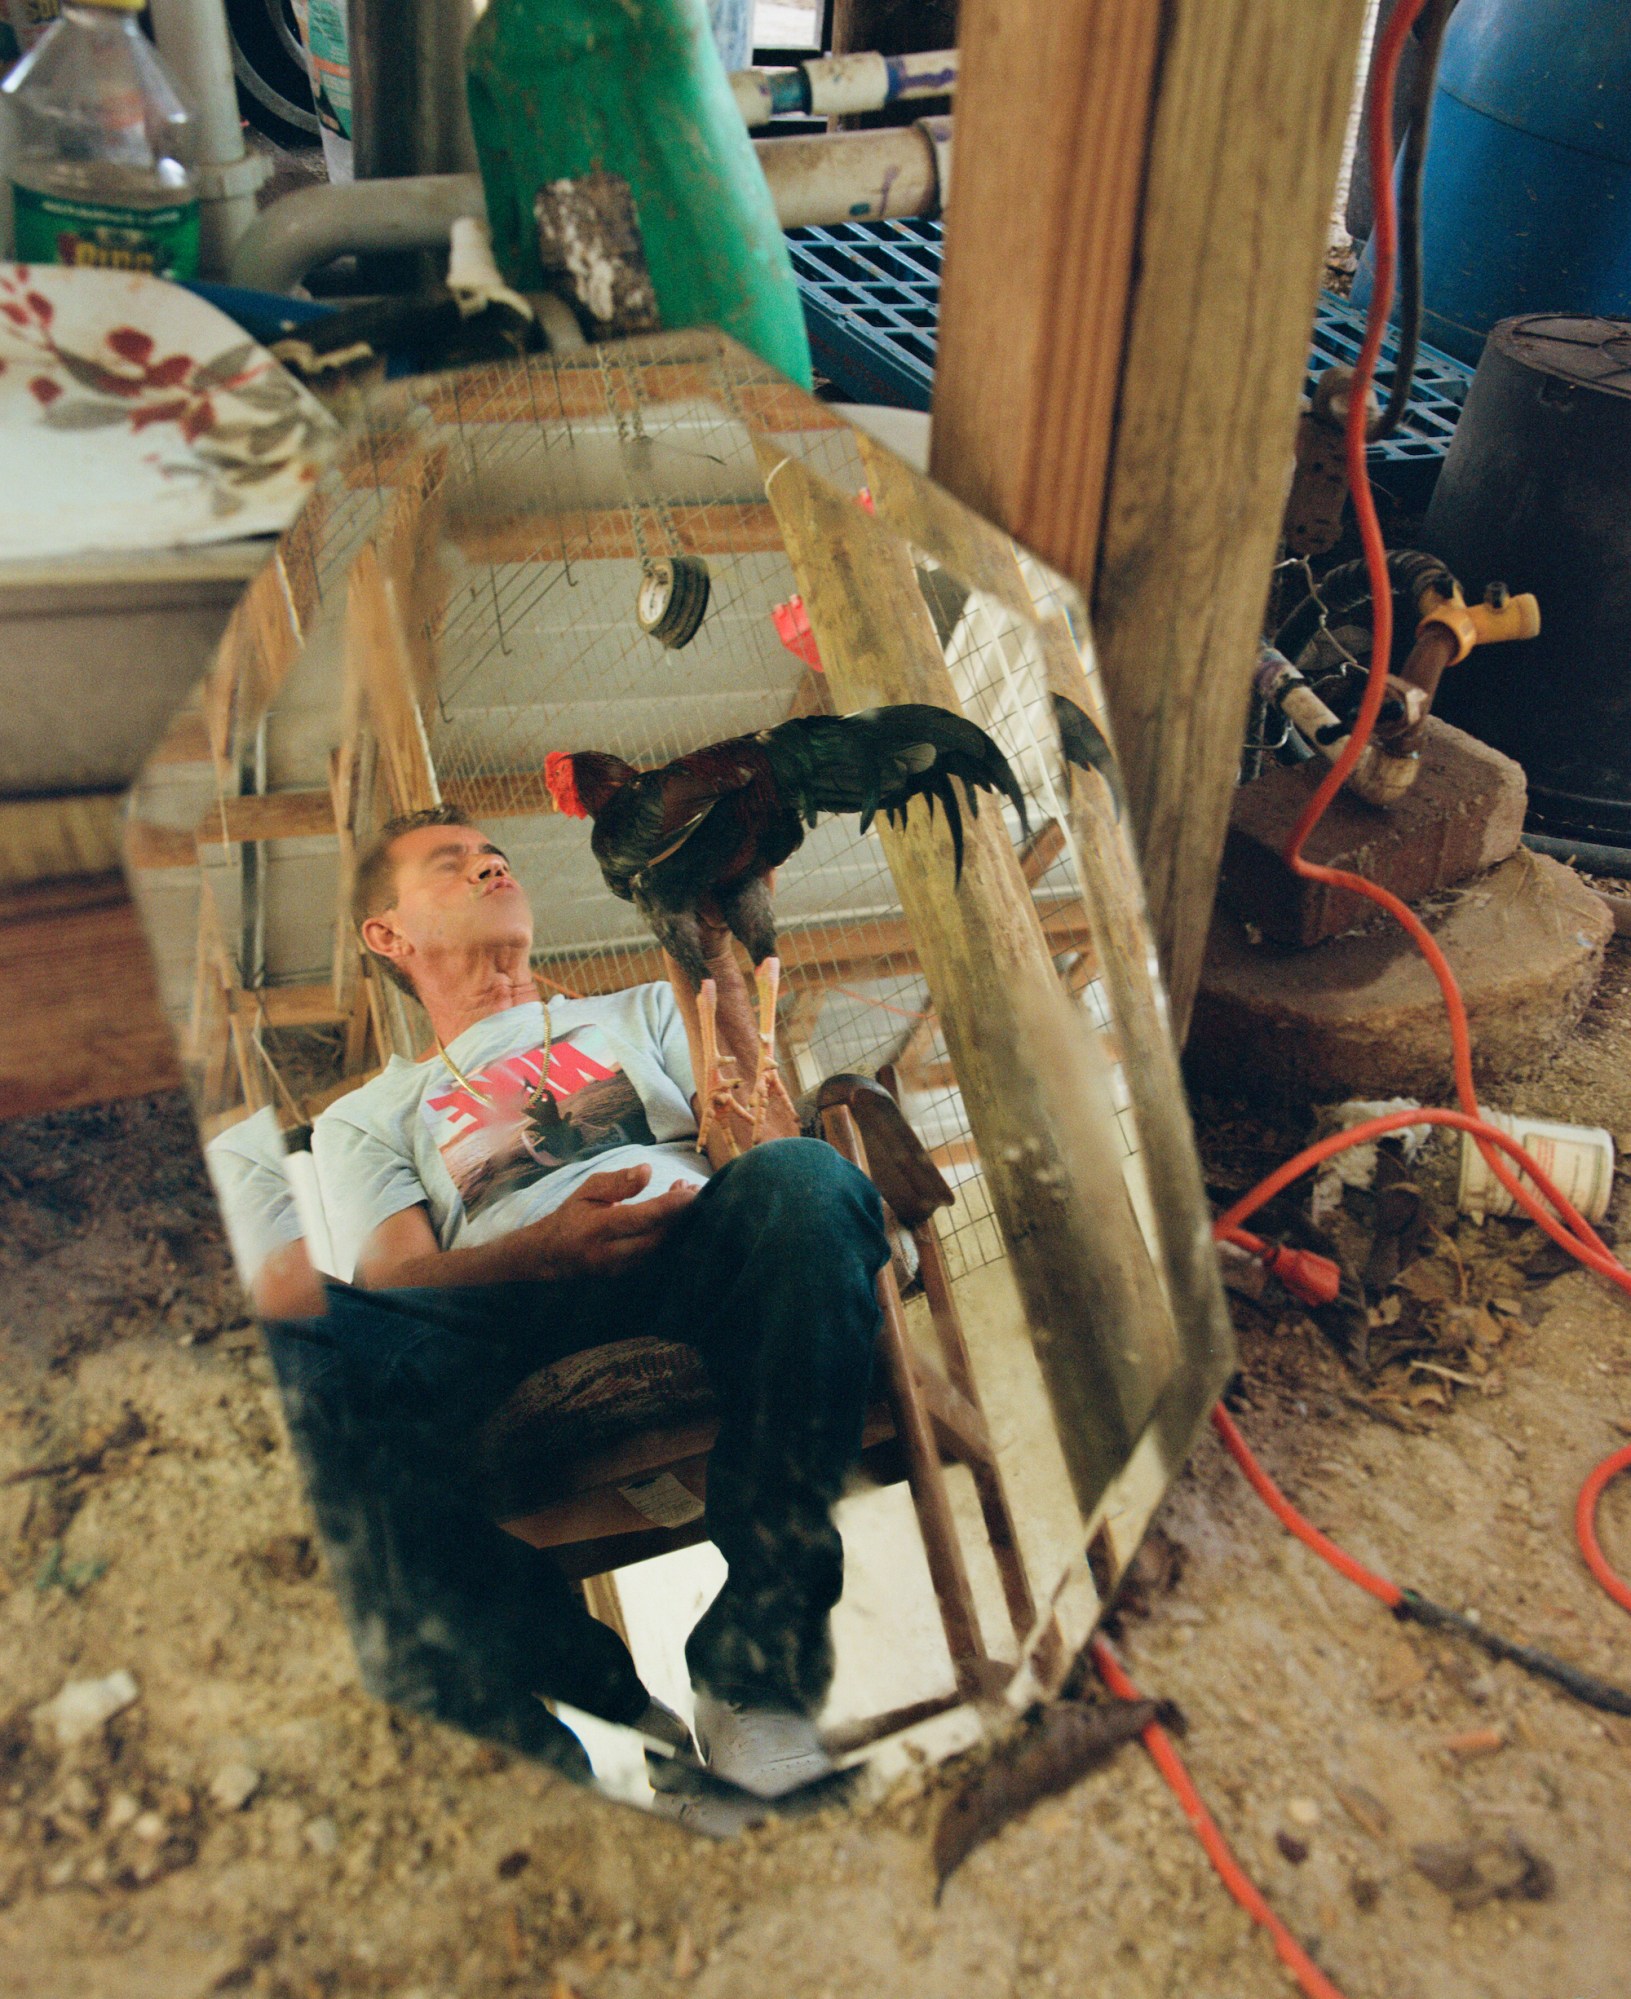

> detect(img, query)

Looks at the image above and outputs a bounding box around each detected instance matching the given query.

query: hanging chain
[597,344,684,577]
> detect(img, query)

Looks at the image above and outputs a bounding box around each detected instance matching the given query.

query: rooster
[544,705,1027,1150]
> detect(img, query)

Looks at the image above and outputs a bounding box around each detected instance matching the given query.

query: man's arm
[353,1165,696,1290]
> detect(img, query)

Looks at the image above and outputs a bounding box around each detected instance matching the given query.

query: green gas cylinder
[465,0,811,387]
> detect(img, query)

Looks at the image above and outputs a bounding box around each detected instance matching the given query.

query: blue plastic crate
[787,219,943,411]
[788,221,1475,465]
[1306,293,1473,463]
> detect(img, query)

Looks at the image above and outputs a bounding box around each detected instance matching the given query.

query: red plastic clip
[772,594,824,670]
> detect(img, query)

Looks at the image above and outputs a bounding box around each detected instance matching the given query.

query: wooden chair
[472,1075,1037,1748]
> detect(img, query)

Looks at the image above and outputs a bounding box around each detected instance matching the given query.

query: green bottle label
[12,186,201,280]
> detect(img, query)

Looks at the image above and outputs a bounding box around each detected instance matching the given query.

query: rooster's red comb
[544,751,586,819]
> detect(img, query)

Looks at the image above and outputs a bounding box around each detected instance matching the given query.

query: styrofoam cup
[1458,1111,1617,1225]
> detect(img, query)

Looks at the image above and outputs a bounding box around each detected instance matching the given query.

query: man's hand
[353,1169,696,1289]
[520,1164,697,1279]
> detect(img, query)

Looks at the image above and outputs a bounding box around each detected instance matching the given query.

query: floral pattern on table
[0,264,337,559]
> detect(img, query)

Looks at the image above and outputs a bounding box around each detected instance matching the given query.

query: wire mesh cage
[160,331,1153,1300]
[127,332,1233,1764]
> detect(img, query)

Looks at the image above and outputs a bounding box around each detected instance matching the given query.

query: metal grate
[788,222,1475,464]
[787,219,945,412]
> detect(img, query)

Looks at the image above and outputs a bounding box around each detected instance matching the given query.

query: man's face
[363,823,534,984]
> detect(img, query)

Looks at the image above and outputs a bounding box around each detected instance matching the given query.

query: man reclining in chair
[263,804,889,1799]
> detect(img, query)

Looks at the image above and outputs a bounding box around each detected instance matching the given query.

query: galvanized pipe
[349,0,478,180]
[230,121,952,293]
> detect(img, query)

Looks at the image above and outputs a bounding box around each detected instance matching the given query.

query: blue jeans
[264,1139,888,1778]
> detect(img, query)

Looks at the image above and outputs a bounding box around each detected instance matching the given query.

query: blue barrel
[1353,0,1631,364]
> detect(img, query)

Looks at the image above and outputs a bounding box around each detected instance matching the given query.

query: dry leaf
[1334,1783,1392,1839]
[1399,1260,1459,1304]
[1402,1378,1450,1410]
[1412,1832,1555,1909]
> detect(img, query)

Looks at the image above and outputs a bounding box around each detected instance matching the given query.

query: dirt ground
[3,934,1630,1999]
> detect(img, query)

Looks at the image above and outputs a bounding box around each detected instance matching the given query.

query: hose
[1105,7,1631,1989]
[1522,830,1631,882]
[1272,547,1454,672]
[1370,0,1456,443]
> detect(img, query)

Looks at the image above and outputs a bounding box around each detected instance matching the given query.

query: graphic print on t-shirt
[422,1031,656,1221]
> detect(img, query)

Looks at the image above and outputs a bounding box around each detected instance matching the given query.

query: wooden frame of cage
[154,336,1232,1755]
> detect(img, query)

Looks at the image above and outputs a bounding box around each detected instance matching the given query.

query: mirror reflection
[127,330,1230,1828]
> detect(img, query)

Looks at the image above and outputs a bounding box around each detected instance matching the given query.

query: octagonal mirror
[124,328,1231,1829]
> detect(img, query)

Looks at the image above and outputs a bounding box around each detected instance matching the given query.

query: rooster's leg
[696,977,744,1159]
[747,956,796,1146]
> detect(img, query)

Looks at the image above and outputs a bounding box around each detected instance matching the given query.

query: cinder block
[1219,719,1528,947]
[1189,850,1612,1107]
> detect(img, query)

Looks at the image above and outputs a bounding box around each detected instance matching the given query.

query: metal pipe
[1255,644,1422,809]
[730,47,958,127]
[753,121,943,230]
[148,0,269,276]
[1523,831,1631,883]
[229,174,488,292]
[230,121,952,292]
[349,0,478,180]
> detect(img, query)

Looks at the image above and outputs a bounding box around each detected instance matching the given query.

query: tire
[636,557,711,650]
[227,0,321,148]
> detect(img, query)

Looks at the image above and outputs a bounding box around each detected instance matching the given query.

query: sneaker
[645,1755,771,1837]
[691,1689,836,1800]
[630,1696,693,1755]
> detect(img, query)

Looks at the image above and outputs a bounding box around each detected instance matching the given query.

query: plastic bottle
[2,0,199,279]
[289,0,353,185]
[5,0,61,57]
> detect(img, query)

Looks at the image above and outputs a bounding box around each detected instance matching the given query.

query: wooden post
[759,440,1179,1515]
[929,0,1163,554]
[855,427,1235,1463]
[932,0,1371,1039]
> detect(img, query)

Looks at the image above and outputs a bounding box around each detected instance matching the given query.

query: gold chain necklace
[431,988,554,1111]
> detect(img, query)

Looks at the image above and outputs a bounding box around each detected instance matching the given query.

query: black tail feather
[761,705,1030,881]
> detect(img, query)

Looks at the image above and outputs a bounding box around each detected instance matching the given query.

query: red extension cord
[1086,4,1631,1990]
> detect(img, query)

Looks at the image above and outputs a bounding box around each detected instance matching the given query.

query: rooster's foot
[747,956,794,1147]
[697,977,747,1158]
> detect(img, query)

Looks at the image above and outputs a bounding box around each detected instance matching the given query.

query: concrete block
[1219,719,1528,947]
[1189,849,1613,1107]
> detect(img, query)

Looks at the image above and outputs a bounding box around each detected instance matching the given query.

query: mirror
[126,329,1232,1829]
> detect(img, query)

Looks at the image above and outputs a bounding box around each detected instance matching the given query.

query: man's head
[353,805,532,1000]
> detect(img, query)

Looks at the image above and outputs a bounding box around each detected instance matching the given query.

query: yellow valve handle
[1413,581,1540,664]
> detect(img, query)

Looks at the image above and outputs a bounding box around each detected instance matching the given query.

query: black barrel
[1425,314,1631,845]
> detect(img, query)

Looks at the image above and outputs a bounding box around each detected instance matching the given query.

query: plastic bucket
[1458,1112,1617,1225]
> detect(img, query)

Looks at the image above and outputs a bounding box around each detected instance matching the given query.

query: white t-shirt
[205,1106,304,1286]
[311,986,708,1280]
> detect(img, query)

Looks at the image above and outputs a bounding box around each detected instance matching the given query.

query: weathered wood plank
[449,500,784,568]
[760,441,1178,1517]
[1090,0,1371,1037]
[0,794,123,889]
[930,0,1163,559]
[0,875,182,1121]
